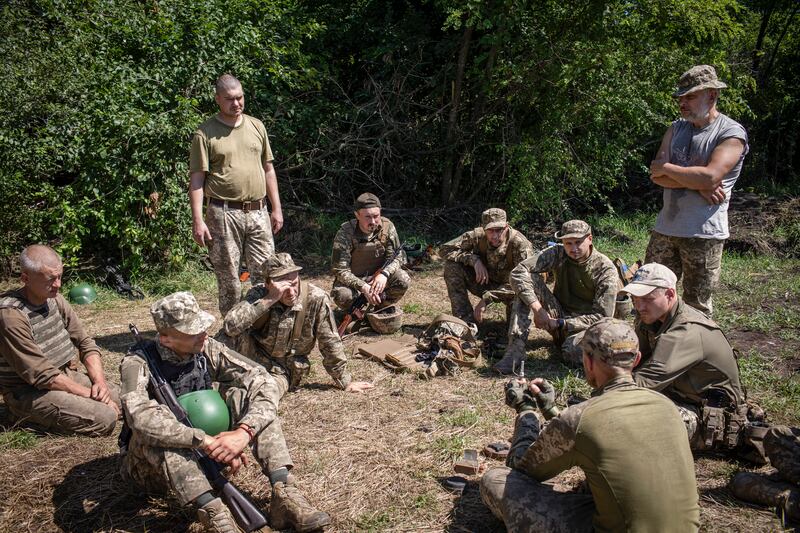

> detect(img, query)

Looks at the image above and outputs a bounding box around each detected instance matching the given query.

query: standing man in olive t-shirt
[189,74,284,315]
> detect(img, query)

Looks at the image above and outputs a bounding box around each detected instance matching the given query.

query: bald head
[20,245,62,274]
[215,74,241,94]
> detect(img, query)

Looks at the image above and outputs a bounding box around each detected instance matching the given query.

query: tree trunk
[441,24,473,206]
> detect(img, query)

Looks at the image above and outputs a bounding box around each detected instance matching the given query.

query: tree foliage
[0,0,797,273]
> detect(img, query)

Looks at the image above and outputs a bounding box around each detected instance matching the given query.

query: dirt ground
[0,267,794,532]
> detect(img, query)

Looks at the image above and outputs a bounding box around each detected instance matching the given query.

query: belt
[207,197,266,212]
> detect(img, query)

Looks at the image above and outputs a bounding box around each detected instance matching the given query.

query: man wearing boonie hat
[647,64,748,317]
[621,263,747,453]
[120,291,333,532]
[481,318,699,532]
[440,207,533,325]
[222,252,374,393]
[329,192,410,312]
[494,219,626,374]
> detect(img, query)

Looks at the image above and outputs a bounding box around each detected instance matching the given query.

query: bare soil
[0,268,795,532]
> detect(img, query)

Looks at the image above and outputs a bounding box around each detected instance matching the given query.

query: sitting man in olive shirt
[0,245,120,436]
[481,318,699,533]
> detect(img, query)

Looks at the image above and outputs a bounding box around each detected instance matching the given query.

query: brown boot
[197,497,243,533]
[270,482,331,532]
[729,472,800,521]
[493,339,526,375]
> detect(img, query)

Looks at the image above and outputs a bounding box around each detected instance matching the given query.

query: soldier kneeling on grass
[119,292,331,532]
[480,318,700,533]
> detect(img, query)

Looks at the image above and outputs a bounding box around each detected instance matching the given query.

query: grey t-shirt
[654,113,748,239]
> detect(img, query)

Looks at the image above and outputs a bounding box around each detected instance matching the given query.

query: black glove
[504,380,537,413]
[530,379,559,419]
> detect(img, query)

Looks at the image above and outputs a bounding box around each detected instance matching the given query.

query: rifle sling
[287,282,309,355]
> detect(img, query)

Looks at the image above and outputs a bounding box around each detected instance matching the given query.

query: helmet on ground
[177,389,231,436]
[68,283,97,305]
[367,305,404,335]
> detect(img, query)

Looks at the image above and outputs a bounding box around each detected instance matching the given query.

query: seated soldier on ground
[120,292,331,533]
[494,220,627,374]
[620,263,756,456]
[222,253,373,394]
[330,193,410,316]
[480,318,700,533]
[0,245,120,436]
[440,208,533,325]
[730,426,800,522]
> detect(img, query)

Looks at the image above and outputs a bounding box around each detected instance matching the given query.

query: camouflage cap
[579,317,639,366]
[481,208,507,230]
[150,291,215,335]
[673,65,728,97]
[354,192,381,210]
[619,262,677,297]
[554,220,591,240]
[262,252,302,281]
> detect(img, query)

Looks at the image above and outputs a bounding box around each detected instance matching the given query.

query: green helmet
[177,389,230,436]
[68,283,97,305]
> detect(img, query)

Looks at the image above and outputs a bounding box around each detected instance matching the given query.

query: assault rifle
[337,242,406,337]
[127,324,268,532]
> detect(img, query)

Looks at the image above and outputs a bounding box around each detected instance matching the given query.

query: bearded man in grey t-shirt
[646,65,748,316]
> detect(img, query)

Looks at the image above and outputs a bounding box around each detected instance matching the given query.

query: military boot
[197,497,243,533]
[270,482,331,532]
[493,338,527,375]
[729,472,800,522]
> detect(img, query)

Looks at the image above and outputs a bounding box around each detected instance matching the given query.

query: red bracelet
[238,424,255,443]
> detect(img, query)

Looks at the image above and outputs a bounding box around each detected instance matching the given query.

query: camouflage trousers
[3,367,119,437]
[674,402,701,447]
[506,275,584,365]
[331,269,410,310]
[645,231,724,316]
[480,466,595,533]
[121,373,292,506]
[443,261,515,323]
[206,201,275,316]
[765,426,800,485]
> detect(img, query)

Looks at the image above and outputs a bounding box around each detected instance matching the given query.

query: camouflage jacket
[119,338,279,449]
[440,226,533,285]
[508,375,700,532]
[223,283,351,389]
[510,245,620,333]
[331,217,403,290]
[634,297,744,407]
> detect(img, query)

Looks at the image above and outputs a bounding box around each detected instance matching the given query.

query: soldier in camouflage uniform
[189,74,283,315]
[330,193,409,311]
[440,208,533,325]
[222,253,374,394]
[494,220,625,373]
[621,263,748,452]
[730,426,800,521]
[120,291,331,533]
[646,65,749,316]
[0,245,120,436]
[480,318,700,532]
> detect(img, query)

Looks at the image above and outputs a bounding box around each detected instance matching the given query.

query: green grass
[0,430,38,451]
[441,408,479,428]
[402,303,422,314]
[432,435,468,461]
[739,350,800,425]
[354,510,393,531]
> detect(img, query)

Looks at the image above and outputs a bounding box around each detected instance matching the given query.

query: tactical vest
[474,227,519,282]
[349,218,391,277]
[135,340,212,397]
[0,292,74,388]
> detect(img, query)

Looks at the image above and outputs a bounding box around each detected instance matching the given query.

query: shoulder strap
[289,282,310,353]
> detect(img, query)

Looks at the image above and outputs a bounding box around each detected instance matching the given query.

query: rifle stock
[337,241,407,337]
[128,324,268,532]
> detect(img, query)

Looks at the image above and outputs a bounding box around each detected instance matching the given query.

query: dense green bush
[0,0,797,274]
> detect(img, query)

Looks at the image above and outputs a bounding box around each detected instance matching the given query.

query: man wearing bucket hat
[621,263,753,455]
[222,253,374,393]
[441,208,533,325]
[330,192,410,311]
[494,220,626,373]
[647,64,749,317]
[0,244,120,436]
[481,318,699,532]
[120,291,331,532]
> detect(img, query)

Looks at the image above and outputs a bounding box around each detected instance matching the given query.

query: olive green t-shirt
[189,113,274,201]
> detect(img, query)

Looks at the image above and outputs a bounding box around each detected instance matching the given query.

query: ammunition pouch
[699,402,748,451]
[267,355,311,391]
